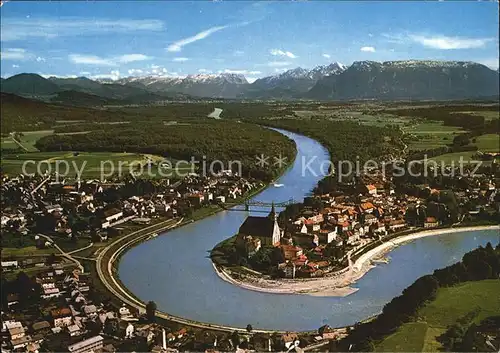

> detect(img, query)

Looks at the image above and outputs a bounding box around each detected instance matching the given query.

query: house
[119,306,132,318]
[237,205,281,246]
[9,326,26,340]
[388,219,406,231]
[67,324,82,337]
[1,260,18,270]
[364,213,378,225]
[187,193,204,207]
[366,184,377,196]
[318,325,337,340]
[305,220,320,233]
[281,245,303,261]
[101,208,123,228]
[318,228,337,244]
[11,335,32,350]
[282,333,300,350]
[359,202,375,214]
[424,217,439,228]
[51,308,73,327]
[68,335,104,353]
[83,304,97,317]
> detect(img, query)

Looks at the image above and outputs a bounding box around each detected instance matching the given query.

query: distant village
[221,164,500,279]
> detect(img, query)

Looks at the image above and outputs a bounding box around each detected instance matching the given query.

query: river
[119,129,499,331]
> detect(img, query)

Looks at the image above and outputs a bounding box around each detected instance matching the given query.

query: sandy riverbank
[214,225,500,297]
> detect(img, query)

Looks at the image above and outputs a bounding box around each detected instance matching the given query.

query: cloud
[90,70,121,81]
[36,56,46,62]
[408,34,494,50]
[322,53,331,59]
[274,68,290,73]
[128,69,144,75]
[270,49,297,59]
[79,71,91,76]
[219,69,262,75]
[69,54,115,66]
[198,69,213,73]
[39,73,77,79]
[1,48,27,60]
[172,57,190,62]
[117,54,151,63]
[267,61,292,67]
[1,17,164,41]
[68,53,151,66]
[233,50,245,57]
[12,64,19,68]
[167,25,228,52]
[360,46,376,53]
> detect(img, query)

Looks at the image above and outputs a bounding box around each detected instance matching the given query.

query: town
[1,170,287,352]
[212,161,500,280]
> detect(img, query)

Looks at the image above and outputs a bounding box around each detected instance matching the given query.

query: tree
[46,253,57,266]
[231,331,240,347]
[246,324,253,333]
[145,301,157,322]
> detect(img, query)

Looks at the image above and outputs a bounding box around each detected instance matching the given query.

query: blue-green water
[119,130,499,331]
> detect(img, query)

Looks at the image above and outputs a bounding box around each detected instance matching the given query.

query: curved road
[96,218,302,334]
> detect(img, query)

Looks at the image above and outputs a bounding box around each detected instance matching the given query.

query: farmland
[0,151,192,180]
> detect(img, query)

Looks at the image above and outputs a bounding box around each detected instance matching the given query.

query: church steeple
[268,202,277,221]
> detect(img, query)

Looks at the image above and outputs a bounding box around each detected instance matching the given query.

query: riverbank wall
[213,225,500,297]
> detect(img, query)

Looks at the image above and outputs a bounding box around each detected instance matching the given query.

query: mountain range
[1,60,498,103]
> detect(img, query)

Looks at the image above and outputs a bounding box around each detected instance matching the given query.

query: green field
[473,134,500,153]
[376,322,428,352]
[456,110,500,121]
[404,121,465,151]
[1,151,193,179]
[375,280,500,352]
[429,151,478,165]
[1,130,54,151]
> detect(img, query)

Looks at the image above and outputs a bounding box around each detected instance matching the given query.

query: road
[37,234,85,272]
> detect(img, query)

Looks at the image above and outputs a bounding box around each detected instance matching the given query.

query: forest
[338,242,500,351]
[385,104,499,135]
[252,118,404,194]
[34,121,297,181]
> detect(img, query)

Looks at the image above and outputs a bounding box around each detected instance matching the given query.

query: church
[237,204,281,247]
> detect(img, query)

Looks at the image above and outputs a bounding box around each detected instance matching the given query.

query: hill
[1,73,60,96]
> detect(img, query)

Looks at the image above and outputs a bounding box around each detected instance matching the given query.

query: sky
[1,1,498,82]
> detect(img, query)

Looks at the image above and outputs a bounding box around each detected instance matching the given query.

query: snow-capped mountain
[8,60,493,101]
[308,60,499,100]
[245,62,347,98]
[110,73,249,98]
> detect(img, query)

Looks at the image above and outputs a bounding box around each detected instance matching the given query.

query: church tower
[268,202,277,221]
[268,202,281,245]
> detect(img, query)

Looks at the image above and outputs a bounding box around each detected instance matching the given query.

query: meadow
[375,279,500,352]
[1,151,192,180]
